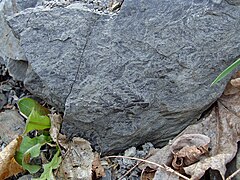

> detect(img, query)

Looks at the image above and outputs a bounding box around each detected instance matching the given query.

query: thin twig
[119,162,140,180]
[105,155,190,180]
[119,154,152,179]
[226,168,240,180]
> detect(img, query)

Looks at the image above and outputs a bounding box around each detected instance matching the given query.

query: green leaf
[22,144,43,174]
[15,135,51,165]
[15,135,51,173]
[24,109,51,134]
[33,150,62,180]
[18,97,50,118]
[211,58,240,86]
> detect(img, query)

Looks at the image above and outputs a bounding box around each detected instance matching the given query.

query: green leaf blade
[211,58,240,86]
[18,97,50,118]
[33,150,62,180]
[22,162,41,174]
[24,109,51,134]
[15,135,51,167]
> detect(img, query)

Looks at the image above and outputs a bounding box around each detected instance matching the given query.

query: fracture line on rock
[64,16,101,105]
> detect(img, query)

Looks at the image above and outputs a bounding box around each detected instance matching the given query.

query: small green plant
[211,58,240,86]
[15,97,62,179]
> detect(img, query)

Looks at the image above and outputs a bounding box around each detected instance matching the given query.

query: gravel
[102,142,154,180]
[0,64,30,112]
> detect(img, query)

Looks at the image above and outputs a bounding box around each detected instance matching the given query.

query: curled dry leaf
[170,134,210,170]
[170,134,210,150]
[49,113,63,144]
[183,98,240,179]
[0,136,24,179]
[57,137,94,180]
[92,153,105,179]
[139,91,240,179]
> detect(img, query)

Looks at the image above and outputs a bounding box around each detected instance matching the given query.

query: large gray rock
[1,0,240,153]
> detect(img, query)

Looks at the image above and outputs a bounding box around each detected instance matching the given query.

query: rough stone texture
[1,0,240,153]
[226,0,240,5]
[0,0,29,81]
[0,110,25,145]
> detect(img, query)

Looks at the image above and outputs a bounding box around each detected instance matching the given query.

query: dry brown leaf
[57,133,69,150]
[92,153,105,179]
[141,167,156,180]
[49,113,69,150]
[139,91,240,179]
[184,154,230,180]
[224,71,240,95]
[219,92,240,117]
[231,78,240,88]
[183,101,240,179]
[0,136,24,179]
[224,81,240,95]
[49,113,63,143]
[152,167,179,180]
[170,134,210,151]
[170,134,209,170]
[57,137,94,180]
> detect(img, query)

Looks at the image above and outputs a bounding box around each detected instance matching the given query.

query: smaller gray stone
[0,84,12,92]
[142,142,154,153]
[124,147,136,157]
[0,93,7,109]
[7,59,28,81]
[0,110,25,144]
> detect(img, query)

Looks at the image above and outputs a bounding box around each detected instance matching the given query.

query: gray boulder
[1,0,240,153]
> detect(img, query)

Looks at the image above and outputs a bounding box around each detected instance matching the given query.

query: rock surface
[0,110,25,146]
[1,0,240,153]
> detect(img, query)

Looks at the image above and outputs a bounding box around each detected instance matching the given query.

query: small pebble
[124,147,136,157]
[0,93,7,109]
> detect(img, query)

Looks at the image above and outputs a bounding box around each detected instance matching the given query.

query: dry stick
[105,155,190,180]
[226,168,240,180]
